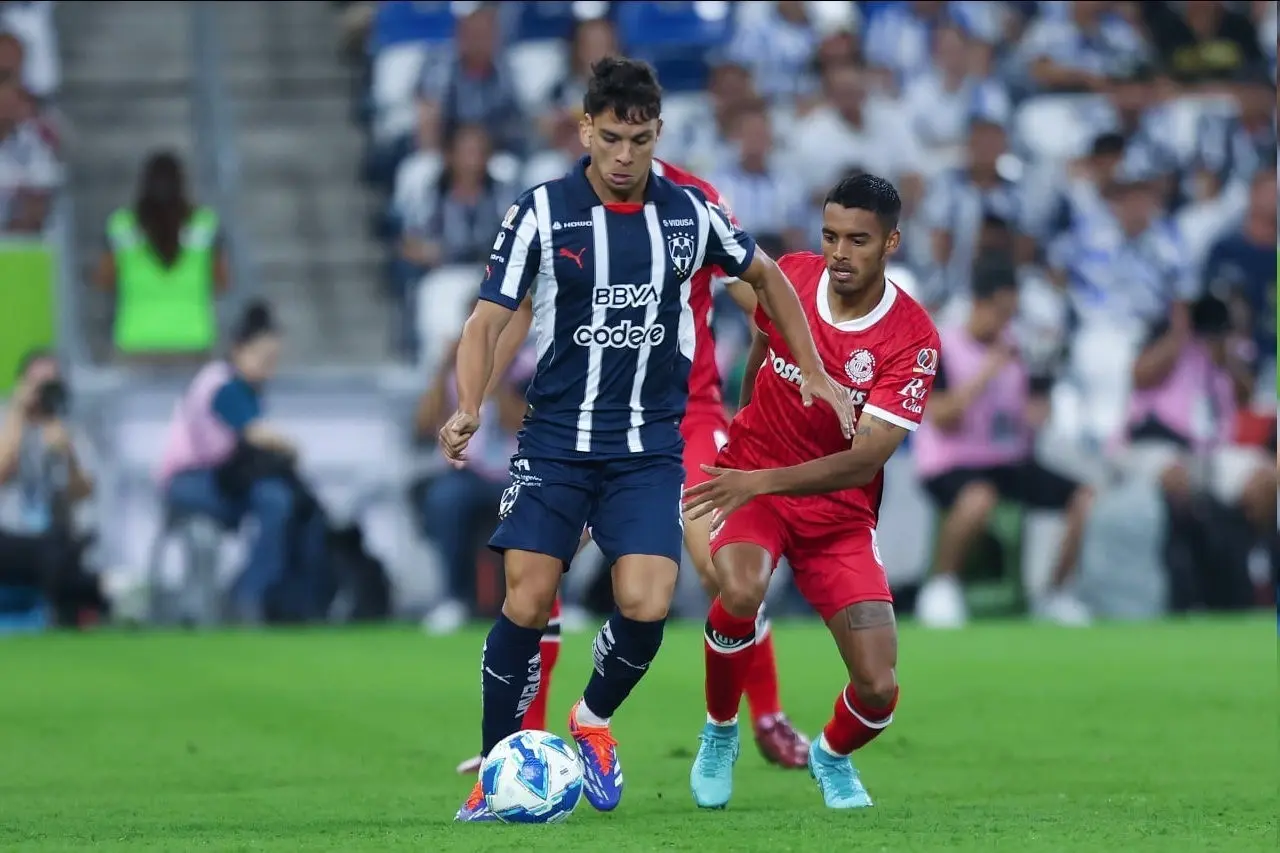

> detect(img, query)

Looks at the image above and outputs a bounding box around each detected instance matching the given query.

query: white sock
[817,733,846,758]
[707,714,737,727]
[574,700,610,727]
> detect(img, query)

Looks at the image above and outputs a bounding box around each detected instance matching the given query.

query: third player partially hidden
[683,174,941,810]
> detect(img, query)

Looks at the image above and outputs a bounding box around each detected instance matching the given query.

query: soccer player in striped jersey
[455,158,812,778]
[442,57,852,821]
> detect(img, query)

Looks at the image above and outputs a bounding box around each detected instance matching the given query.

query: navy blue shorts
[489,453,685,568]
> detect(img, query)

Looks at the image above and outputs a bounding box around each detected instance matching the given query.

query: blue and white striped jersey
[478,156,757,459]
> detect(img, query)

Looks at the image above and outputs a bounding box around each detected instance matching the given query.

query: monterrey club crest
[844,349,876,385]
[668,233,695,277]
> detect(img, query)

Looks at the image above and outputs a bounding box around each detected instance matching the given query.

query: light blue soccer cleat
[690,721,740,809]
[807,740,874,808]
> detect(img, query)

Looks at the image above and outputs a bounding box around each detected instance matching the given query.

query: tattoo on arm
[842,601,896,631]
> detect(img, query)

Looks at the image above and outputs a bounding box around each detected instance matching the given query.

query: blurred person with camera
[0,350,104,625]
[156,301,329,624]
[913,257,1093,629]
[1124,292,1276,609]
[94,151,228,360]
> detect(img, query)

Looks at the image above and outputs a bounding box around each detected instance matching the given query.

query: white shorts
[1125,440,1271,505]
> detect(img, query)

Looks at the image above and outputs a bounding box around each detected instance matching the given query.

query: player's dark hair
[1190,293,1231,337]
[823,173,901,233]
[582,56,662,123]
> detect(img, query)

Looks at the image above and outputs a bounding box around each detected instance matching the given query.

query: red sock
[822,683,898,755]
[703,597,758,723]
[743,611,782,722]
[521,598,561,731]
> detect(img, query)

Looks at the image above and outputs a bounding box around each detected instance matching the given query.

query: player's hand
[800,372,854,438]
[438,409,480,468]
[682,465,765,521]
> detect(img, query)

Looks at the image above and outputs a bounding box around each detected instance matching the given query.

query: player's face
[580,110,662,197]
[820,204,899,297]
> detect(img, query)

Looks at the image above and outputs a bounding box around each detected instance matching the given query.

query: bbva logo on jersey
[668,233,696,277]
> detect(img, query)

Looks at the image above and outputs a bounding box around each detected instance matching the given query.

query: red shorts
[708,495,892,621]
[681,406,730,489]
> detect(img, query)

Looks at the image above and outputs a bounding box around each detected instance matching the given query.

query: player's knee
[502,554,561,628]
[718,573,767,620]
[954,481,999,520]
[851,670,898,711]
[612,557,678,621]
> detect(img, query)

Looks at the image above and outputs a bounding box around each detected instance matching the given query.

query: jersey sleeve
[477,192,541,311]
[863,324,942,432]
[699,196,756,280]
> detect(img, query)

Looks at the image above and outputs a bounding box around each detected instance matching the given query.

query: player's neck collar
[816,269,897,332]
[567,155,670,210]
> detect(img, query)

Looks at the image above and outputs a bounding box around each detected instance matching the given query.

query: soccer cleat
[456,754,483,775]
[454,780,497,822]
[807,740,874,809]
[568,700,624,811]
[754,714,810,769]
[690,721,740,809]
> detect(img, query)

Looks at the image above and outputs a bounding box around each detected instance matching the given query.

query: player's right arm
[442,195,541,465]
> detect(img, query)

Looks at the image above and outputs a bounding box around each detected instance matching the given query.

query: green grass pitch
[0,618,1273,852]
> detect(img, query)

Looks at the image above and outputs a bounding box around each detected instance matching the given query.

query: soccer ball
[480,730,584,823]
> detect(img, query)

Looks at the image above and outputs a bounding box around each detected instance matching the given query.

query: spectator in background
[791,62,923,206]
[724,0,822,104]
[416,339,534,635]
[673,60,757,175]
[1142,0,1263,86]
[0,350,101,626]
[416,3,523,157]
[95,152,227,359]
[706,99,807,256]
[923,119,1031,306]
[1016,0,1149,95]
[0,0,57,102]
[522,108,583,191]
[1047,163,1196,331]
[399,123,507,273]
[903,23,1011,168]
[0,350,92,537]
[1028,132,1126,245]
[0,76,58,233]
[1187,68,1276,201]
[1202,168,1277,411]
[1125,293,1276,565]
[157,301,328,624]
[861,0,953,88]
[541,16,617,140]
[0,31,21,86]
[913,259,1093,629]
[1079,64,1180,185]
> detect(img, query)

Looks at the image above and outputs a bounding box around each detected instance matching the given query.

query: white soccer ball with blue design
[480,730,584,823]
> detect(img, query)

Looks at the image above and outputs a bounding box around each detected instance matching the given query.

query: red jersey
[723,252,941,532]
[653,158,732,414]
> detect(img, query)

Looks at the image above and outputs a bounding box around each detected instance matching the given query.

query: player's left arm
[756,333,940,496]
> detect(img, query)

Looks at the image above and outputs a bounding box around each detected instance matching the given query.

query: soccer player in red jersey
[455,158,812,774]
[683,174,941,810]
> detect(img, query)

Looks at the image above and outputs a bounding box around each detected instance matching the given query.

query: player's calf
[810,600,899,808]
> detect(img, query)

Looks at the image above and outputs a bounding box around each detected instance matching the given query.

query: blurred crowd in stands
[0,1,1275,632]
[337,0,1276,628]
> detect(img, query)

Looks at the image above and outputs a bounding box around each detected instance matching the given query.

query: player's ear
[655,118,663,141]
[578,114,593,150]
[884,229,901,256]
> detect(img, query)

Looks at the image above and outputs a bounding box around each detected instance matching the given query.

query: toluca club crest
[844,349,876,384]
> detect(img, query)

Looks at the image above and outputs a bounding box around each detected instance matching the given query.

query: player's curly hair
[825,173,902,233]
[583,56,663,124]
